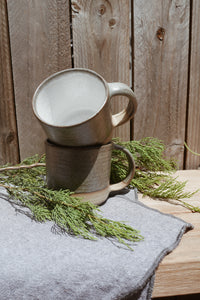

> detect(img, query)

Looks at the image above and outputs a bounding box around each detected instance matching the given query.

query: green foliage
[184,142,200,156]
[111,137,200,212]
[1,137,199,251]
[0,154,143,250]
[112,137,176,173]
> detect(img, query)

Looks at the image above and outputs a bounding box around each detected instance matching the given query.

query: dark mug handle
[109,143,135,192]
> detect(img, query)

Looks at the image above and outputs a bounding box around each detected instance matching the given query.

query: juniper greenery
[0,137,199,251]
[111,137,200,212]
[0,154,143,251]
[184,142,200,156]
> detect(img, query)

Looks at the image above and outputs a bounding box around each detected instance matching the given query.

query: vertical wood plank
[71,0,131,141]
[0,0,19,164]
[7,0,72,160]
[133,0,190,168]
[185,0,200,169]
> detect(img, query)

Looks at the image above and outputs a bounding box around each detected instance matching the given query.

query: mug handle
[109,143,135,192]
[108,82,138,127]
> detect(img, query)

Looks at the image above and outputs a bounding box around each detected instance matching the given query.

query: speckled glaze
[32,68,137,146]
[45,141,135,205]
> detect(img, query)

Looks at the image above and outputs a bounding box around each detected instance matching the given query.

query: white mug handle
[108,82,138,127]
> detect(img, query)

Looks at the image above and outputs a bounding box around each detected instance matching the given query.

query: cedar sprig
[111,138,200,212]
[1,136,200,250]
[0,155,143,250]
[112,137,176,172]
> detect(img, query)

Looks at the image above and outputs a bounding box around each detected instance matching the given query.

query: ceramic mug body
[32,68,137,146]
[45,141,135,205]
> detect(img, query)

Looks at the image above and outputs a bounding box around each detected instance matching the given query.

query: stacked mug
[32,68,137,205]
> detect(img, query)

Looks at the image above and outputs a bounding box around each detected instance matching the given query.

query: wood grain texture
[185,0,200,169]
[0,0,19,164]
[153,258,200,297]
[138,170,200,298]
[133,0,190,168]
[71,0,131,141]
[7,0,72,160]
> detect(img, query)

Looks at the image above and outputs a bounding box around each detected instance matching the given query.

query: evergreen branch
[0,137,199,250]
[111,138,200,213]
[0,183,80,209]
[184,142,200,156]
[0,157,143,250]
[37,153,46,163]
[0,163,45,172]
[112,137,176,172]
[131,172,200,212]
[178,200,200,213]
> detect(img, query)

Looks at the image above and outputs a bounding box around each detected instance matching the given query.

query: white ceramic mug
[32,68,137,146]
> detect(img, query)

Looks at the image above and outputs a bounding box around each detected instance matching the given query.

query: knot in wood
[109,18,116,28]
[6,132,15,144]
[98,4,106,15]
[156,27,165,41]
[71,2,81,15]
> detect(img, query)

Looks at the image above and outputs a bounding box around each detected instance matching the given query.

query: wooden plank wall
[0,0,19,164]
[185,0,200,169]
[71,0,131,141]
[7,0,72,160]
[0,0,200,169]
[133,0,190,168]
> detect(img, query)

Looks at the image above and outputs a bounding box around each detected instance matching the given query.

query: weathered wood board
[133,0,190,168]
[0,0,19,164]
[7,0,72,160]
[71,0,131,141]
[0,0,200,169]
[185,0,200,169]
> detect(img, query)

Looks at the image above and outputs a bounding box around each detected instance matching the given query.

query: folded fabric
[0,188,192,300]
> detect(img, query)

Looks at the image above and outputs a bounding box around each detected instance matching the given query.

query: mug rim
[32,68,109,128]
[45,138,112,150]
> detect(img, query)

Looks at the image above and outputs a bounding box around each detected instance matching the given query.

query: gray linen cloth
[0,188,192,300]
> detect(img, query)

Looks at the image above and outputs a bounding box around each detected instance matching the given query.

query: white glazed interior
[34,70,106,126]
